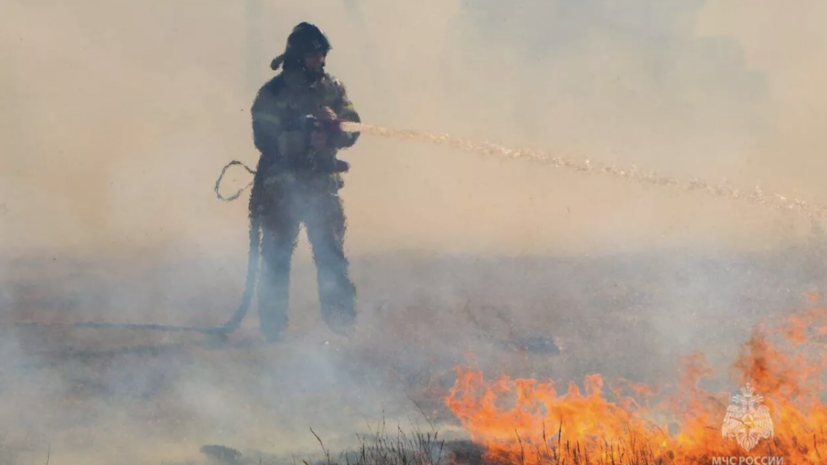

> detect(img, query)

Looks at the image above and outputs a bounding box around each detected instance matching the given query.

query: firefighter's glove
[314,106,338,123]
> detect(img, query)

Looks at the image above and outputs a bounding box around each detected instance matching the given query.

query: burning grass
[444,292,827,464]
[292,292,827,465]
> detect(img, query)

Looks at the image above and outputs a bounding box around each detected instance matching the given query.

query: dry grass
[302,423,820,465]
[472,435,664,465]
[303,418,445,465]
[298,421,676,465]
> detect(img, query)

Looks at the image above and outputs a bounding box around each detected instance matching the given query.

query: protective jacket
[250,67,361,189]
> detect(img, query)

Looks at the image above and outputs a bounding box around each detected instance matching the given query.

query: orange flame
[446,295,827,464]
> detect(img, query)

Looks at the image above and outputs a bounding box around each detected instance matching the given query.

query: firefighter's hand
[315,106,337,121]
[310,130,328,149]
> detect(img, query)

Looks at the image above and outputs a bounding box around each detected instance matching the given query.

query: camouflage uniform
[249,24,361,341]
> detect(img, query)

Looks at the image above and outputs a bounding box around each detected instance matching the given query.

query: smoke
[2,0,827,463]
[2,0,826,259]
[698,1,827,194]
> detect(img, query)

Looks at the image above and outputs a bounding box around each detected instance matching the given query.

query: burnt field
[0,243,824,464]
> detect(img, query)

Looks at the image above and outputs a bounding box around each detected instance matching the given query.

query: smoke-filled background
[4,0,827,257]
[2,0,827,464]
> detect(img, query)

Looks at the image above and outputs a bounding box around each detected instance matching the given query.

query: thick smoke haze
[2,2,827,464]
[3,0,826,260]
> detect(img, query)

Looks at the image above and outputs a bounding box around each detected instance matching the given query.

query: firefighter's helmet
[271,22,331,71]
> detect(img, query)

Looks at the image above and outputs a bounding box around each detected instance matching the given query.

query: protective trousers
[256,172,356,341]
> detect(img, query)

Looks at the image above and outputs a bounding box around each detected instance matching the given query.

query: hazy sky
[2,0,827,259]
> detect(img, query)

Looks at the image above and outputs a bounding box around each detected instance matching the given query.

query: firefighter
[248,22,361,342]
